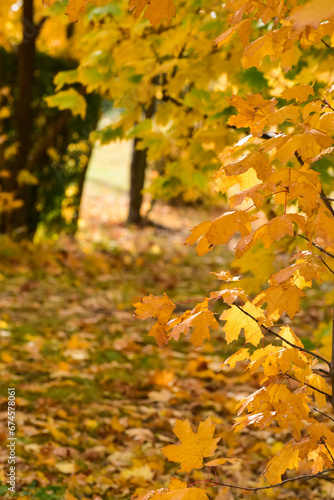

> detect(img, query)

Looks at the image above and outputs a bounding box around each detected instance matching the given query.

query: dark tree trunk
[2,0,37,238]
[127,138,147,224]
[127,101,155,225]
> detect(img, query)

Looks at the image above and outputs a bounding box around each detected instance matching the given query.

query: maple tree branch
[234,304,331,366]
[321,439,334,464]
[206,468,334,491]
[318,256,334,275]
[286,373,332,400]
[330,304,334,411]
[313,407,334,424]
[297,234,334,260]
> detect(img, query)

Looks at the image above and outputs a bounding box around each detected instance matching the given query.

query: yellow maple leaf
[144,477,208,500]
[134,293,175,322]
[161,418,220,473]
[290,0,334,29]
[228,94,277,133]
[306,374,331,408]
[210,288,247,306]
[280,85,314,103]
[236,214,305,258]
[129,0,176,26]
[169,309,219,348]
[264,441,301,485]
[253,281,305,320]
[186,211,256,257]
[134,294,176,346]
[220,302,264,346]
[221,151,273,181]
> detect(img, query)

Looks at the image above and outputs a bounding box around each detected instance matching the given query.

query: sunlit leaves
[220,302,265,346]
[44,88,87,119]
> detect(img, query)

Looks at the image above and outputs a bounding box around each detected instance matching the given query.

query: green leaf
[44,88,87,119]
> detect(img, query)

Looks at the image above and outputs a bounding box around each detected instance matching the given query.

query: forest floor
[0,177,333,499]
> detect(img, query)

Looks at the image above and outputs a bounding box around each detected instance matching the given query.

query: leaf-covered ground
[0,191,333,500]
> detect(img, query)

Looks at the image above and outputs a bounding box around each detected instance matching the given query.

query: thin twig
[313,408,334,424]
[331,304,334,412]
[286,373,332,400]
[205,468,334,491]
[298,234,334,260]
[235,304,331,366]
[322,38,334,50]
[319,256,334,275]
[321,439,334,464]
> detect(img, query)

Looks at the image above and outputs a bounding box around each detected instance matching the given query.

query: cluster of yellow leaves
[132,0,334,494]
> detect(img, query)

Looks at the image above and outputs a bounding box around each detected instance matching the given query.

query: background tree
[47,0,271,224]
[0,0,100,239]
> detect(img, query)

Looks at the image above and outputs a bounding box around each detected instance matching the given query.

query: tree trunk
[2,0,37,238]
[127,138,147,224]
[127,101,155,225]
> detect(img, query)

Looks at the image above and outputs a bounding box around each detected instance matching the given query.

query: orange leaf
[290,0,334,29]
[186,211,256,257]
[129,0,176,26]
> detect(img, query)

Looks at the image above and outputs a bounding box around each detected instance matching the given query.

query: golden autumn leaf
[134,293,175,321]
[253,280,305,320]
[263,441,301,485]
[129,0,176,26]
[290,0,334,29]
[186,211,256,257]
[308,445,333,474]
[134,294,176,346]
[221,151,273,181]
[280,85,314,103]
[139,477,209,500]
[169,309,219,348]
[221,347,249,369]
[210,288,247,306]
[220,302,264,346]
[305,374,331,408]
[161,418,220,473]
[235,214,305,258]
[227,94,277,133]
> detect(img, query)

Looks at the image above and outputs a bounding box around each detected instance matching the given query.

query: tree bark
[1,0,37,238]
[127,101,155,225]
[127,138,147,224]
